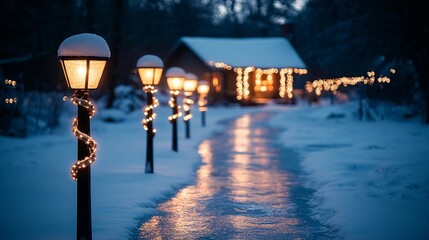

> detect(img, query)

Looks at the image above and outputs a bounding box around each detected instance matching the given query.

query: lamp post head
[197,80,210,95]
[136,55,164,86]
[183,73,198,96]
[166,67,186,91]
[58,33,110,90]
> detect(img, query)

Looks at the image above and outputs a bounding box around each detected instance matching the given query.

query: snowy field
[269,101,429,240]
[1,99,429,239]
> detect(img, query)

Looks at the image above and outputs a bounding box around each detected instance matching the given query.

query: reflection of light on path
[139,140,215,238]
[137,113,322,239]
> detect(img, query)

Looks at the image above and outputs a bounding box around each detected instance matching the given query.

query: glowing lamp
[58,33,110,90]
[197,80,210,95]
[166,67,186,91]
[136,55,164,86]
[183,73,198,96]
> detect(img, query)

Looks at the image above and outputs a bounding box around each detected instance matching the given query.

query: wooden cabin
[164,37,307,105]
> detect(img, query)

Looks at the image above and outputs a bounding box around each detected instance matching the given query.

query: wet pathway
[136,112,335,239]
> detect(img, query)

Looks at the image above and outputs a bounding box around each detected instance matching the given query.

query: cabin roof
[179,37,306,69]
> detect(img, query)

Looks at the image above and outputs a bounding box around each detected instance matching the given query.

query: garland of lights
[279,68,287,98]
[183,96,194,121]
[142,85,159,135]
[234,68,244,100]
[212,62,308,101]
[286,68,294,99]
[305,70,394,96]
[243,67,253,100]
[198,95,208,112]
[70,93,97,181]
[168,91,182,122]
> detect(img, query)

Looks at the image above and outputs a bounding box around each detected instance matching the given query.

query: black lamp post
[197,80,210,127]
[58,33,110,240]
[136,55,163,173]
[166,67,186,152]
[183,73,198,139]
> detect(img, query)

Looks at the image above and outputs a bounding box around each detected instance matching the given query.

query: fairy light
[198,95,208,112]
[69,93,97,181]
[212,60,308,101]
[183,97,194,121]
[234,68,244,100]
[142,85,159,135]
[279,68,287,98]
[168,90,182,122]
[306,71,394,96]
[243,67,253,100]
[286,68,294,99]
[210,61,233,70]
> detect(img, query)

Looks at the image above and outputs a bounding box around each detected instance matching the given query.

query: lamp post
[136,55,163,173]
[58,33,110,240]
[183,73,198,139]
[197,80,210,127]
[166,67,186,152]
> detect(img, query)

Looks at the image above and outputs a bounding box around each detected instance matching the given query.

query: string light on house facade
[209,61,233,70]
[219,63,307,101]
[242,66,254,100]
[234,68,244,100]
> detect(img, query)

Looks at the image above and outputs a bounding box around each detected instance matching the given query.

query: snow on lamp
[136,55,163,173]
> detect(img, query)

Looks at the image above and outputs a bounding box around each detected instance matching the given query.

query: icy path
[134,112,336,239]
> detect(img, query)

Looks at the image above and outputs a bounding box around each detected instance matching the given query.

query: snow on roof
[181,37,306,69]
[58,33,110,58]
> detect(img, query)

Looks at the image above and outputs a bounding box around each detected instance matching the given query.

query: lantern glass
[183,79,198,93]
[167,77,185,91]
[197,82,210,95]
[138,68,163,86]
[61,59,107,90]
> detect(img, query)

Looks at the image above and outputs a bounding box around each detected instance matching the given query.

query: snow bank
[268,101,429,239]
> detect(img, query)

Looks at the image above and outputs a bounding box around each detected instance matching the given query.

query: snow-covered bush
[111,85,143,113]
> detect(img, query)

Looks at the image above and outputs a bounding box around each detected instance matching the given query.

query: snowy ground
[1,99,429,239]
[269,101,429,240]
[0,101,258,240]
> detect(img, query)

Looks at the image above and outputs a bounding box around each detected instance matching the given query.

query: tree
[295,0,429,122]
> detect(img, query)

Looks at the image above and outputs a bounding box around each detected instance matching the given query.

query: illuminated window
[254,69,275,93]
[212,73,222,92]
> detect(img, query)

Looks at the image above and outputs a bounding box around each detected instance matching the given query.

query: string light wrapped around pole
[58,33,110,240]
[183,73,198,139]
[166,67,186,152]
[197,80,210,127]
[136,55,163,173]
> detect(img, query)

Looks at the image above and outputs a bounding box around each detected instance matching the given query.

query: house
[164,37,307,104]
